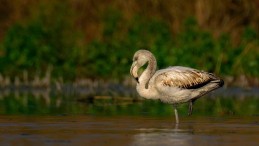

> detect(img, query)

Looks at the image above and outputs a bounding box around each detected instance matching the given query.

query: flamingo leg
[188,99,197,116]
[174,106,179,124]
[188,101,193,116]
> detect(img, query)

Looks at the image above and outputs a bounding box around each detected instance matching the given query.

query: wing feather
[154,66,217,89]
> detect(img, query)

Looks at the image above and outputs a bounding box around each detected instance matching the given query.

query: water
[0,87,259,145]
[0,115,259,146]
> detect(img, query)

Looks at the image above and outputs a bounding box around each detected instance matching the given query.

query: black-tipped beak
[130,61,139,83]
[135,77,139,83]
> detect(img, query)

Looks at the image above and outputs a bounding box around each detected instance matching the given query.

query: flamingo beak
[130,62,139,83]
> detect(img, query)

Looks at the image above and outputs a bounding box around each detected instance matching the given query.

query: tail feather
[208,73,224,87]
[211,79,224,87]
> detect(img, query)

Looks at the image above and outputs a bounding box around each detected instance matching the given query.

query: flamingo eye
[134,56,138,61]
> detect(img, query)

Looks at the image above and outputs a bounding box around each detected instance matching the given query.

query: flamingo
[130,50,224,124]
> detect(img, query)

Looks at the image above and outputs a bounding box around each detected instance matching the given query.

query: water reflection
[131,118,259,146]
[133,126,193,146]
[0,86,259,116]
[0,115,259,146]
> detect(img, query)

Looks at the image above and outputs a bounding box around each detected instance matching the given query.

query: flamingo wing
[154,66,217,89]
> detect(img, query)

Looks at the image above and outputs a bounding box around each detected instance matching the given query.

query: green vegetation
[0,1,258,121]
[0,2,80,80]
[0,1,258,83]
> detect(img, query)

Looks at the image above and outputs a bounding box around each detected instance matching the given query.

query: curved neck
[137,55,158,99]
[139,57,157,87]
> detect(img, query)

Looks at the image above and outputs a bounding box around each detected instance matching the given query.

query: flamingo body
[130,50,224,123]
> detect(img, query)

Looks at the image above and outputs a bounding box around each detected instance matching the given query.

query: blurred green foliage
[0,3,258,81]
[0,2,80,80]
